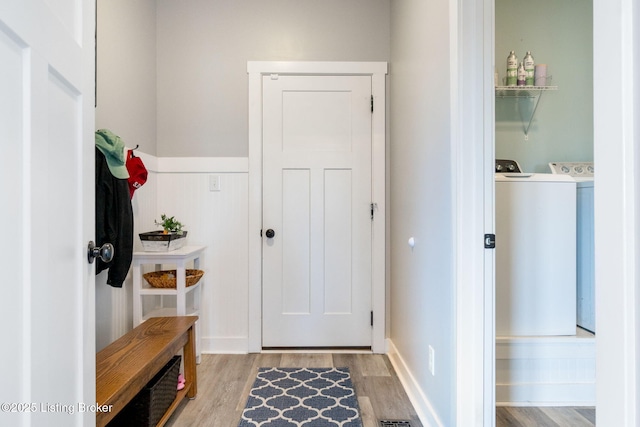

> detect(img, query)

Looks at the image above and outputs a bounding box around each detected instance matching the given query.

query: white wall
[156,0,391,157]
[390,1,456,425]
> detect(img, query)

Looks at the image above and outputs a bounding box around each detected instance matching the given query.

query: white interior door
[262,75,373,348]
[0,1,95,425]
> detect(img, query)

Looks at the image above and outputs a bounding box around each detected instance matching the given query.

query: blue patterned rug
[238,367,363,427]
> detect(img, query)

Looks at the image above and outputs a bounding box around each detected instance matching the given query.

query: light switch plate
[209,175,221,192]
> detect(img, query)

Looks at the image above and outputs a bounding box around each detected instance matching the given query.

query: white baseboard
[496,383,596,407]
[387,339,444,427]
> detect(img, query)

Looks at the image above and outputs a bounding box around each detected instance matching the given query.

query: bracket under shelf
[495,86,558,140]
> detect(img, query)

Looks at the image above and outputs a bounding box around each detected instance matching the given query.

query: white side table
[132,245,206,363]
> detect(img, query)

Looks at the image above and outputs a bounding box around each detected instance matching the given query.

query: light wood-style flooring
[164,353,596,427]
[496,406,595,427]
[165,353,423,427]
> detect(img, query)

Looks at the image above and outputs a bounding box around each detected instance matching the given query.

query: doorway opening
[493,0,595,415]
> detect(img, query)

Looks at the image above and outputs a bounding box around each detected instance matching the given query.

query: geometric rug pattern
[238,367,363,427]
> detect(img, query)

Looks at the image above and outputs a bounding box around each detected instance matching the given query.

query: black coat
[95,147,133,287]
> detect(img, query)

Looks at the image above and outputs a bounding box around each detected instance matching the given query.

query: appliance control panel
[548,162,594,178]
[495,159,522,173]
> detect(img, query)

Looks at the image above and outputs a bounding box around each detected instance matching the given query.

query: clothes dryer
[549,162,595,333]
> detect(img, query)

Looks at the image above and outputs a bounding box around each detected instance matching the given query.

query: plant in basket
[139,214,188,252]
[155,214,185,235]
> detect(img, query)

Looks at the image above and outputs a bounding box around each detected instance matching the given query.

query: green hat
[95,129,130,179]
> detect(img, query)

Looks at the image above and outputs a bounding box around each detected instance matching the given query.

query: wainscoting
[155,163,250,353]
[496,329,596,406]
[96,154,251,353]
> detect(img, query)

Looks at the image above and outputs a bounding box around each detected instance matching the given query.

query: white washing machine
[495,160,577,336]
[549,162,595,333]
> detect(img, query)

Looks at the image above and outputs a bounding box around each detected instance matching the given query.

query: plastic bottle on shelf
[507,51,518,86]
[517,63,526,86]
[523,51,535,86]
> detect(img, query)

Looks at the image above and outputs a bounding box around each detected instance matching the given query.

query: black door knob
[87,241,115,264]
[265,229,275,238]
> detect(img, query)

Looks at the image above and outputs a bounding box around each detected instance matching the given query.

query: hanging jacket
[95,147,133,287]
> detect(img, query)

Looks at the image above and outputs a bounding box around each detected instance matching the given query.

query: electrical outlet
[428,345,435,376]
[209,175,221,192]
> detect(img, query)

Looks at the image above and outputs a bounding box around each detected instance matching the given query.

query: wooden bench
[96,316,198,427]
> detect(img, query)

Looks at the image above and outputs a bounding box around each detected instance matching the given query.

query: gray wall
[495,0,593,173]
[390,0,456,424]
[156,0,391,157]
[96,0,157,156]
[95,0,157,351]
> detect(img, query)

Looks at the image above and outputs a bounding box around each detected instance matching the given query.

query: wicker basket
[108,356,181,427]
[143,269,204,288]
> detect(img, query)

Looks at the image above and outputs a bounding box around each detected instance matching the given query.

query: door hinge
[370,202,377,221]
[371,95,374,113]
[371,311,374,327]
[484,233,496,249]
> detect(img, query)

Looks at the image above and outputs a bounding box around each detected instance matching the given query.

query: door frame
[470,0,639,425]
[592,0,639,424]
[455,0,496,424]
[247,61,388,353]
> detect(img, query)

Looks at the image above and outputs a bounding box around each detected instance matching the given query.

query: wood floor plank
[358,396,378,427]
[280,352,334,367]
[355,353,391,377]
[498,406,596,427]
[575,407,596,424]
[357,373,422,425]
[508,407,560,427]
[497,406,525,427]
[540,407,595,427]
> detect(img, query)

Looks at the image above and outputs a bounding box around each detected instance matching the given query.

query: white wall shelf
[495,86,558,139]
[495,85,558,97]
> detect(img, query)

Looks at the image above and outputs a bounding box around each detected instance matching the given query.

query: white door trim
[247,61,387,353]
[455,0,496,425]
[593,0,639,424]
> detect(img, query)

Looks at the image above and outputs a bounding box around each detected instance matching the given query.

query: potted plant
[155,214,185,235]
[139,214,188,251]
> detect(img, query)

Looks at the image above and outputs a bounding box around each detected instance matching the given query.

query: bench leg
[184,325,198,399]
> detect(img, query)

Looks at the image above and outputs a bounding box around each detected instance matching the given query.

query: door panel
[324,169,353,314]
[0,1,95,425]
[282,91,353,152]
[282,169,311,314]
[262,75,372,348]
